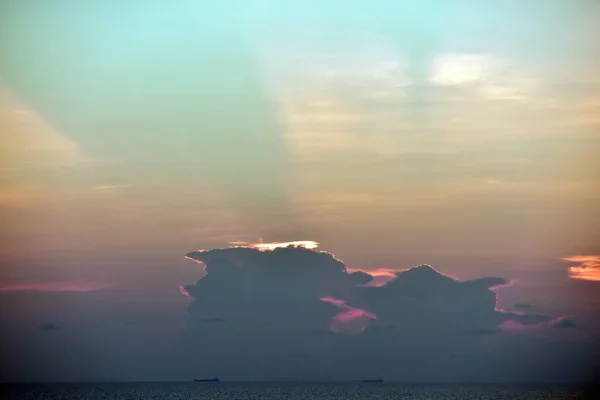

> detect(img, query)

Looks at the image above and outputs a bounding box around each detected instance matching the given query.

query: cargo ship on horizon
[193,377,220,383]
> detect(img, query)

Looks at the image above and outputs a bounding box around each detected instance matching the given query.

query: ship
[359,378,383,383]
[193,377,220,383]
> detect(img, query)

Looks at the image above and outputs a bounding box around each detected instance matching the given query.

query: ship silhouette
[193,377,220,383]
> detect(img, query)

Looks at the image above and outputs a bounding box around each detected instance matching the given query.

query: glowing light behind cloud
[178,285,191,298]
[491,279,518,314]
[563,255,600,281]
[184,255,207,267]
[228,240,319,251]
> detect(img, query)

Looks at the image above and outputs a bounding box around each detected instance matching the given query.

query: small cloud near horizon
[0,281,111,293]
[500,316,577,334]
[39,322,59,331]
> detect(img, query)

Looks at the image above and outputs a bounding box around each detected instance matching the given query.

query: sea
[1,382,596,400]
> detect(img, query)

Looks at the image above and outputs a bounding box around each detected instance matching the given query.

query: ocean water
[1,382,594,400]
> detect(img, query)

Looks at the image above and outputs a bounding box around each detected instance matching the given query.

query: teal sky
[1,0,599,281]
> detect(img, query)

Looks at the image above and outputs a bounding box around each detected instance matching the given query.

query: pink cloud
[320,296,346,307]
[499,320,541,334]
[0,281,110,293]
[500,316,575,334]
[320,296,376,335]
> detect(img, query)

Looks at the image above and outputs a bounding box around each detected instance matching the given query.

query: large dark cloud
[177,244,583,381]
[183,246,553,336]
[182,246,355,337]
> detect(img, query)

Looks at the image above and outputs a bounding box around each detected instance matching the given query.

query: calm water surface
[2,382,594,400]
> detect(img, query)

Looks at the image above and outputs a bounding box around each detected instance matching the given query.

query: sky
[0,0,599,383]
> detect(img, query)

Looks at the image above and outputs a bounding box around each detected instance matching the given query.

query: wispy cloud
[430,53,535,101]
[499,316,577,334]
[0,281,111,293]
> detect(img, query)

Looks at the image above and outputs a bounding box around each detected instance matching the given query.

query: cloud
[563,255,600,282]
[499,320,540,334]
[499,315,578,334]
[347,267,397,287]
[0,281,110,293]
[346,270,375,286]
[39,322,59,331]
[182,244,356,333]
[182,244,557,336]
[320,296,376,335]
[549,317,577,330]
[352,264,554,335]
[178,242,570,380]
[429,53,534,101]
